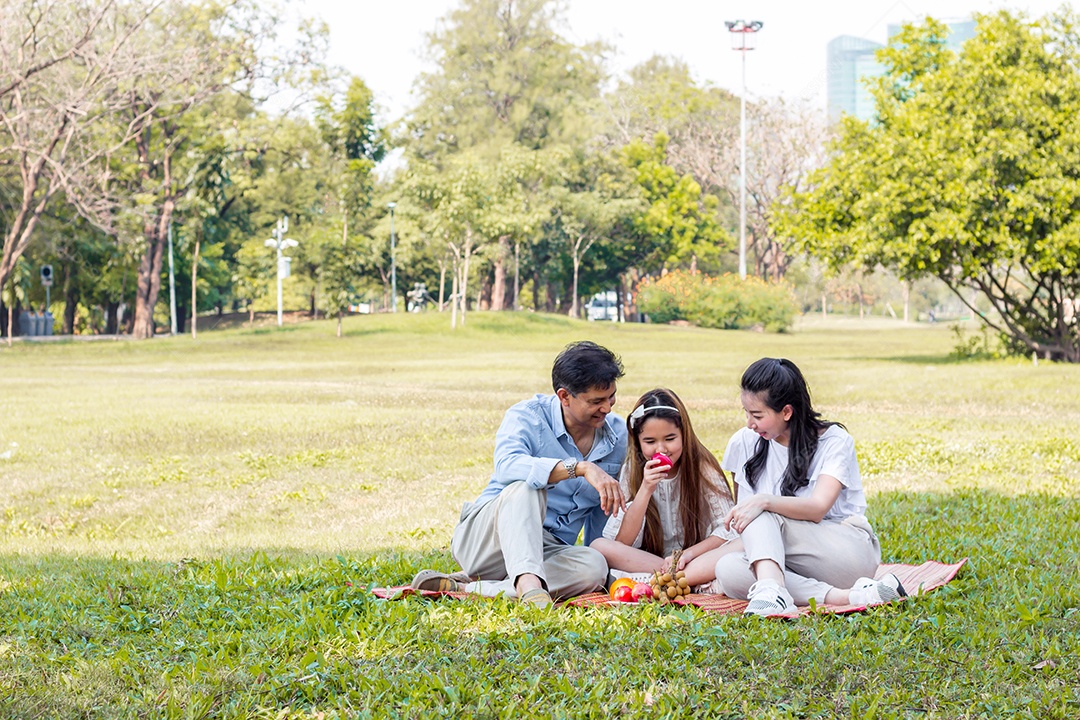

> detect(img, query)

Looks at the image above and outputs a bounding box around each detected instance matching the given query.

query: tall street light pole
[387,202,397,312]
[725,19,763,280]
[265,216,298,327]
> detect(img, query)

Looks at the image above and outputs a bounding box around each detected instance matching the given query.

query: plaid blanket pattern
[370,559,966,616]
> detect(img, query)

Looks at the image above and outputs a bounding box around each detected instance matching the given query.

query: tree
[778,11,1080,361]
[666,96,826,281]
[601,57,825,280]
[406,0,604,163]
[0,0,156,294]
[112,1,273,339]
[622,133,728,273]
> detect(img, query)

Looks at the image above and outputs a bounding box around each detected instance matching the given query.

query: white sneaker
[743,579,798,617]
[848,573,908,606]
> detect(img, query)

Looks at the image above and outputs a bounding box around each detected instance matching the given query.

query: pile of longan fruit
[649,550,691,603]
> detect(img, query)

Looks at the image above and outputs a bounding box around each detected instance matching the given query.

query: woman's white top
[602,462,737,557]
[721,424,867,520]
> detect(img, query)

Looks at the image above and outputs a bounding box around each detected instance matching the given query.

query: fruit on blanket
[613,585,635,603]
[651,452,673,469]
[609,577,637,600]
[631,582,654,601]
[649,550,692,603]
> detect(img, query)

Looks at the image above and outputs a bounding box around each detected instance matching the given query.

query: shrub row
[636,270,798,332]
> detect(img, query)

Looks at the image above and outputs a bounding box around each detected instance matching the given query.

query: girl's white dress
[602,463,737,557]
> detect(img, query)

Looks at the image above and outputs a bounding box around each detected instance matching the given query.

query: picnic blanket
[370,559,967,616]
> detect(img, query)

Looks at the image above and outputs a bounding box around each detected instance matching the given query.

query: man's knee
[579,546,609,585]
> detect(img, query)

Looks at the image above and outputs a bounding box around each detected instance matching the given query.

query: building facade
[827,19,977,123]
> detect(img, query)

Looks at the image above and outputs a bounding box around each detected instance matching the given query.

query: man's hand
[578,461,626,515]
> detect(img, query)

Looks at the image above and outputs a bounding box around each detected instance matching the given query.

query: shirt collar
[548,393,570,439]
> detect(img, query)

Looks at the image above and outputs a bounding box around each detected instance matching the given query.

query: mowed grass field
[1,312,1078,718]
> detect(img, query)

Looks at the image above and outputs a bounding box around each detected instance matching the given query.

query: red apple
[613,585,635,603]
[651,452,673,469]
[631,582,654,601]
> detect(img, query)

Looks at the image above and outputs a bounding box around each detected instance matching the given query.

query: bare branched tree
[0,0,159,292]
[668,97,828,281]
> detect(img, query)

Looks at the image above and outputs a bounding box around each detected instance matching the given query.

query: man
[412,341,627,606]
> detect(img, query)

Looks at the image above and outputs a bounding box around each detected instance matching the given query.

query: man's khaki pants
[451,481,607,600]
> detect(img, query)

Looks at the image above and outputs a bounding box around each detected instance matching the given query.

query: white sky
[303,0,1071,123]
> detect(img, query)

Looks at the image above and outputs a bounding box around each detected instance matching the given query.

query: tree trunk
[491,235,509,311]
[459,230,473,328]
[105,301,119,334]
[479,270,493,311]
[191,234,200,339]
[132,200,175,339]
[512,240,521,311]
[570,247,581,318]
[532,266,541,312]
[450,261,460,329]
[438,260,447,312]
[336,313,342,338]
[63,260,78,335]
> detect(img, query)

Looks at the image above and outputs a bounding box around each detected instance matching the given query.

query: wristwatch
[562,458,578,479]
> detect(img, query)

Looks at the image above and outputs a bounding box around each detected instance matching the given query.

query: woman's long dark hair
[741,358,842,496]
[625,388,732,556]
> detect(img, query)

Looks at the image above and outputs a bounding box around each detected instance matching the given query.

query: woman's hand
[724,495,771,534]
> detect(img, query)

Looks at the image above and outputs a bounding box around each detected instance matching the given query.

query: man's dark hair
[551,341,624,395]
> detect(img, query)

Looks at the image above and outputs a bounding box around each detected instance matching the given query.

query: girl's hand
[641,458,670,494]
[724,495,770,534]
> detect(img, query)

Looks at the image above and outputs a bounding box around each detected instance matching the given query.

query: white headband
[629,403,680,429]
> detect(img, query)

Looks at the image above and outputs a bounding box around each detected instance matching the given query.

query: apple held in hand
[651,452,673,469]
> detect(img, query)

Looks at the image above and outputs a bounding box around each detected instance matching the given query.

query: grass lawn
[1,311,1077,718]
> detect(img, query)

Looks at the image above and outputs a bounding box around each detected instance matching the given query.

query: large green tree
[406,0,603,162]
[780,11,1080,361]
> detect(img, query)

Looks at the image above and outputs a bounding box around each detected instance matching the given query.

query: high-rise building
[827,35,885,123]
[827,19,977,123]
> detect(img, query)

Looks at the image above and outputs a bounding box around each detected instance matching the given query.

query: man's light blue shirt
[473,393,627,546]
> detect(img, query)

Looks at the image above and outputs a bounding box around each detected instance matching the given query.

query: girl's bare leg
[684,539,743,587]
[589,538,665,574]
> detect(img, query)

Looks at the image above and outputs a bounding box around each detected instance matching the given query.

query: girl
[714,358,906,616]
[591,388,738,589]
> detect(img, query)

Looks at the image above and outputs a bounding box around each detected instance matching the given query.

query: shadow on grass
[847,353,971,365]
[2,490,1078,717]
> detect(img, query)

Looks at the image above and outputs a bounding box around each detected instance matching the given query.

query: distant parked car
[586,291,619,321]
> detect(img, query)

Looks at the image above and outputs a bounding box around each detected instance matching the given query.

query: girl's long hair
[741,358,841,496]
[625,388,732,556]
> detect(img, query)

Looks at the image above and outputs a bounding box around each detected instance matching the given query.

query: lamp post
[264,216,298,327]
[725,19,763,280]
[387,202,397,312]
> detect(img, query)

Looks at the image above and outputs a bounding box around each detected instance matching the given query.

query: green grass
[1,312,1078,718]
